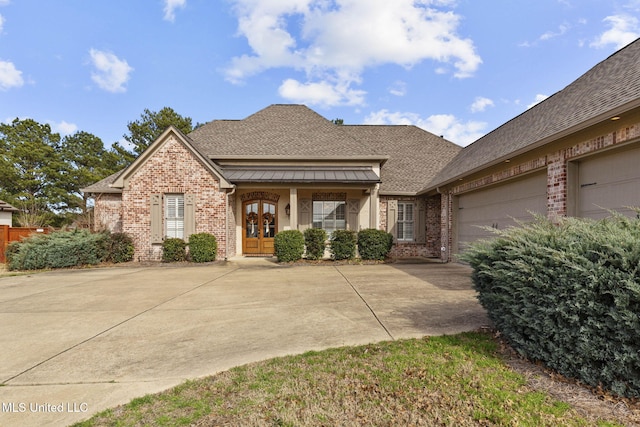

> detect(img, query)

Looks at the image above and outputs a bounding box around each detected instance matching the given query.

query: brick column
[440,191,452,262]
[547,150,567,221]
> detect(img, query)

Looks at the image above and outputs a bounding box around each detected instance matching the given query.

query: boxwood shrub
[303,228,327,260]
[162,238,187,262]
[460,214,640,397]
[357,228,393,260]
[274,230,304,262]
[189,233,217,263]
[330,229,357,260]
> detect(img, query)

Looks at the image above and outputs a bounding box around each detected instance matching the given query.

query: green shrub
[103,232,134,263]
[303,228,327,260]
[274,230,304,262]
[189,233,217,263]
[330,230,357,260]
[162,238,187,262]
[357,228,393,260]
[460,214,640,397]
[7,230,107,271]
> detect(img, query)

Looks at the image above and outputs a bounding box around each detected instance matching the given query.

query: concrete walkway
[0,258,488,426]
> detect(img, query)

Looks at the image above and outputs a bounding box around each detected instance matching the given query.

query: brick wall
[93,193,123,233]
[439,121,640,261]
[380,195,440,258]
[122,135,228,261]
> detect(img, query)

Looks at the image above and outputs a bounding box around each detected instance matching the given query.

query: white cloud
[527,94,548,109]
[49,120,78,135]
[88,49,133,93]
[0,14,5,33]
[226,0,481,106]
[279,78,365,107]
[388,80,407,97]
[0,59,24,90]
[539,23,570,41]
[470,96,494,113]
[364,109,486,146]
[590,14,640,50]
[163,0,186,22]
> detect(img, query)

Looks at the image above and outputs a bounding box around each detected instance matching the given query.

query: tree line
[0,107,193,228]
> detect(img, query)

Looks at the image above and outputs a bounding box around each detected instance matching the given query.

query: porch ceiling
[222,165,380,184]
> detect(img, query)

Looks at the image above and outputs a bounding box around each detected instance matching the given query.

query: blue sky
[1,0,638,148]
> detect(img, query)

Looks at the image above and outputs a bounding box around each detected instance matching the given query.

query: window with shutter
[165,194,185,238]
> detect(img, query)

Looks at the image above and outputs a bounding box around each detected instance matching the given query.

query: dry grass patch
[74,332,636,427]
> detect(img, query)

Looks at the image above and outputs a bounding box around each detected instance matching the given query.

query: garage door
[578,145,640,220]
[457,172,547,252]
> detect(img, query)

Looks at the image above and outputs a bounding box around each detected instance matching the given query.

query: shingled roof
[189,104,366,157]
[424,37,640,191]
[340,125,461,194]
[83,104,462,195]
[189,104,461,194]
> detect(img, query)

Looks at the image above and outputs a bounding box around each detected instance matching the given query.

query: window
[312,200,346,234]
[165,194,184,238]
[397,202,414,241]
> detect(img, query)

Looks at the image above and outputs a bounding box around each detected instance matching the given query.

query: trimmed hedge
[460,214,640,397]
[189,233,217,263]
[162,238,187,262]
[357,228,393,260]
[330,230,357,260]
[274,230,305,262]
[304,228,327,260]
[7,229,108,270]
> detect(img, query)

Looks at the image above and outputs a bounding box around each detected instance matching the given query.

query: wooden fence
[0,225,49,263]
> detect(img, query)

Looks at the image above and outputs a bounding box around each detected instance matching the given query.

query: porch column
[289,187,298,230]
[369,184,379,229]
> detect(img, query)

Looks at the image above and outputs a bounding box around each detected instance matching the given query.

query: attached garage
[456,171,547,252]
[576,144,640,220]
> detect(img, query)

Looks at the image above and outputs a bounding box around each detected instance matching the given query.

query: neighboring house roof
[424,37,640,192]
[0,200,19,212]
[341,125,461,195]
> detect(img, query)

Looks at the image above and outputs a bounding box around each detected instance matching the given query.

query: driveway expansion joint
[334,266,394,341]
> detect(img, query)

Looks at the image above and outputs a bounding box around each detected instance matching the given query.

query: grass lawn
[72,332,635,426]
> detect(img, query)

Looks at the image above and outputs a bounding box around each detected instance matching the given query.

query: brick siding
[121,135,228,261]
[93,193,123,233]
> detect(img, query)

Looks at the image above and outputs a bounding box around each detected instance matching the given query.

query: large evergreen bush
[357,228,393,260]
[303,228,327,260]
[460,214,640,397]
[7,230,107,270]
[274,230,305,262]
[189,233,217,263]
[330,230,357,260]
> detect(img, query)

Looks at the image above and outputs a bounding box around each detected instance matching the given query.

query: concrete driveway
[0,258,488,426]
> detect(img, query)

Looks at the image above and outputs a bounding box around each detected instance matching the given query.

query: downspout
[225,185,237,261]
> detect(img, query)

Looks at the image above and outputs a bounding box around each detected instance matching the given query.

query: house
[84,38,640,263]
[82,105,461,260]
[0,200,18,227]
[421,37,640,261]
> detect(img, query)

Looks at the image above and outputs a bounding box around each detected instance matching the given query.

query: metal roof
[222,166,381,184]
